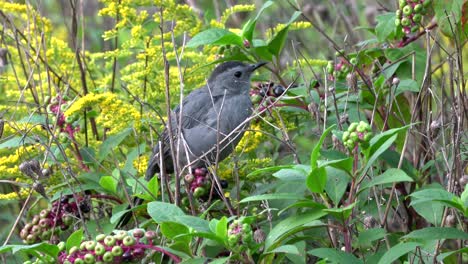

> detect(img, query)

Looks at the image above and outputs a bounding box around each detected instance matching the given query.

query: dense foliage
[0,0,466,263]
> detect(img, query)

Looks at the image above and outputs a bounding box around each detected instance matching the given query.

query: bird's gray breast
[178,93,252,168]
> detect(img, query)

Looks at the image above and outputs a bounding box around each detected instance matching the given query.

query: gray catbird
[116,61,266,227]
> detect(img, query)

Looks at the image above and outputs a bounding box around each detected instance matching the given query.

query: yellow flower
[0,188,29,200]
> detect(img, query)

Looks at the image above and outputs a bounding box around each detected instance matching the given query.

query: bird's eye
[234,71,242,78]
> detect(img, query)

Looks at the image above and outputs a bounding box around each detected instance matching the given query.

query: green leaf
[357,228,386,248]
[174,215,211,234]
[323,202,356,222]
[375,13,396,42]
[306,166,327,194]
[98,128,132,162]
[308,248,362,264]
[147,201,185,223]
[216,217,228,242]
[264,209,326,251]
[273,168,308,181]
[325,167,350,205]
[240,193,303,203]
[160,221,190,240]
[0,242,59,257]
[433,0,463,37]
[311,125,336,169]
[403,227,468,240]
[267,244,301,255]
[187,28,242,48]
[0,136,36,149]
[321,157,353,174]
[99,175,118,194]
[360,134,397,179]
[395,79,419,95]
[377,242,422,264]
[267,11,301,56]
[437,247,468,262]
[359,168,413,195]
[66,229,83,253]
[247,165,294,179]
[461,184,468,207]
[241,0,273,41]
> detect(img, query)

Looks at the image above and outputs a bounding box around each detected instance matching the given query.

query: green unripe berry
[59,132,69,143]
[102,251,114,263]
[104,236,116,246]
[349,58,357,65]
[401,17,411,26]
[423,0,431,7]
[414,4,423,13]
[51,97,58,104]
[74,259,84,264]
[399,0,406,8]
[350,132,358,141]
[348,122,358,132]
[411,26,419,32]
[364,133,372,142]
[83,253,95,264]
[193,186,206,198]
[24,261,33,264]
[395,18,401,26]
[346,139,354,147]
[69,246,79,255]
[96,234,106,242]
[413,14,422,23]
[80,241,87,250]
[326,62,334,74]
[65,116,75,124]
[62,214,73,226]
[184,174,194,183]
[396,9,402,18]
[26,234,37,244]
[94,243,105,256]
[228,235,238,246]
[57,241,66,251]
[85,240,96,251]
[122,235,135,246]
[114,230,127,240]
[402,5,413,15]
[111,245,124,257]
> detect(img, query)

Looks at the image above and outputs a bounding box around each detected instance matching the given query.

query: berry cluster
[46,95,80,143]
[327,57,357,81]
[250,82,287,105]
[57,229,180,264]
[20,195,88,244]
[395,0,431,35]
[342,121,373,150]
[227,218,254,252]
[184,168,209,198]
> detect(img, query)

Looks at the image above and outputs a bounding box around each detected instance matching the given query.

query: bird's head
[207,61,267,95]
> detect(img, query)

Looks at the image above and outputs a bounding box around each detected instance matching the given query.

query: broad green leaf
[187,28,242,48]
[311,125,336,169]
[66,229,83,253]
[375,13,396,42]
[321,157,353,174]
[307,166,327,194]
[216,217,228,242]
[410,186,465,213]
[264,210,326,251]
[360,134,397,179]
[359,168,413,195]
[461,184,468,207]
[369,125,411,157]
[0,242,59,257]
[323,202,356,222]
[267,11,301,56]
[241,0,273,41]
[357,228,386,248]
[325,167,350,205]
[273,168,307,181]
[278,200,327,216]
[98,128,132,162]
[395,79,419,95]
[147,201,185,223]
[240,193,304,203]
[433,0,463,37]
[174,215,211,234]
[403,227,468,240]
[308,248,362,264]
[267,244,301,255]
[160,221,190,240]
[0,136,36,149]
[110,204,146,224]
[437,247,468,262]
[247,165,294,179]
[377,242,422,264]
[99,175,118,194]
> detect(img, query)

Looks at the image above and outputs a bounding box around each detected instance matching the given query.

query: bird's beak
[249,61,268,72]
